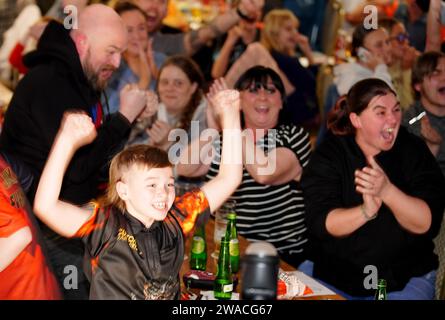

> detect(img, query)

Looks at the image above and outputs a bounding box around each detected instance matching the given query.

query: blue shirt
[104,51,166,115]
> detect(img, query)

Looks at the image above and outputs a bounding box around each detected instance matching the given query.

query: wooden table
[180,216,345,300]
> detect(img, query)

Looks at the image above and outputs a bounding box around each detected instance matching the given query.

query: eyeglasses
[390,33,409,44]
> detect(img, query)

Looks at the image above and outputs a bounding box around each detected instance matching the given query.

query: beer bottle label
[229,239,239,256]
[192,236,205,254]
[223,284,233,293]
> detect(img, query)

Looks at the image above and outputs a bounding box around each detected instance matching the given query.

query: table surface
[180,216,345,300]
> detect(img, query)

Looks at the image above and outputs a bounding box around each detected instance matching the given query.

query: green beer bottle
[190,225,207,271]
[214,237,233,299]
[225,213,240,273]
[374,279,387,300]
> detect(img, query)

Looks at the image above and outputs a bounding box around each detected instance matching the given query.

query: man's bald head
[71,4,128,91]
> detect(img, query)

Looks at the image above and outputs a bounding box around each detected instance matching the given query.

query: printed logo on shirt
[10,189,26,209]
[117,228,139,252]
[0,167,18,189]
[0,167,26,209]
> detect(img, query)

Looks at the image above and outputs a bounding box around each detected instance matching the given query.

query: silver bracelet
[360,204,377,221]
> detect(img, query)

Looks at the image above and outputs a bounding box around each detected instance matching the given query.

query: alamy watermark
[63,5,79,30]
[363,265,378,290]
[166,121,277,176]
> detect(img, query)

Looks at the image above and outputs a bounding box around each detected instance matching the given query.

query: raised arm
[426,0,442,52]
[211,26,241,78]
[224,43,295,94]
[33,113,98,238]
[242,132,304,185]
[183,0,264,56]
[200,79,243,212]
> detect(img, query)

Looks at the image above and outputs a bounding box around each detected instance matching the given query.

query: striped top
[206,124,311,254]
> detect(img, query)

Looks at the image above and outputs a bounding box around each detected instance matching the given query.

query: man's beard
[83,51,115,91]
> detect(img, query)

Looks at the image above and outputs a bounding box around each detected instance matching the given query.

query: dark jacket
[271,50,318,126]
[77,189,209,300]
[301,127,445,296]
[0,21,131,205]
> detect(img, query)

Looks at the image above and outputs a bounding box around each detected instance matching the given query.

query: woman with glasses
[177,66,312,269]
[380,17,420,110]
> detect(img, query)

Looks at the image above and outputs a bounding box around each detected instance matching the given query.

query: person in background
[403,51,445,298]
[0,4,148,299]
[0,0,41,84]
[224,9,318,128]
[33,81,242,299]
[0,0,17,48]
[132,0,264,56]
[425,0,445,52]
[302,78,445,300]
[259,9,318,128]
[130,55,207,152]
[379,17,419,110]
[7,18,52,76]
[334,24,393,97]
[211,0,261,79]
[105,1,166,115]
[395,0,428,52]
[177,66,312,269]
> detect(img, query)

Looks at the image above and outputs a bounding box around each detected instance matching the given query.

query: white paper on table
[285,270,337,297]
[200,290,240,300]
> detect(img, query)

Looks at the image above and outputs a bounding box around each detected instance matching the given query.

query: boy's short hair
[105,145,172,212]
[412,51,445,99]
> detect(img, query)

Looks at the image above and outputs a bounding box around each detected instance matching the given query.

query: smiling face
[133,0,168,33]
[120,9,149,56]
[240,77,283,130]
[117,165,175,228]
[157,64,198,116]
[416,57,445,113]
[350,93,401,156]
[363,28,392,65]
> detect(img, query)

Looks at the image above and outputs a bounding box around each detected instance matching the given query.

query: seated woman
[301,78,445,300]
[177,66,312,268]
[105,1,166,115]
[129,55,208,152]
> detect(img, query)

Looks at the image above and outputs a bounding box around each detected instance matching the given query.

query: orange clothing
[0,156,61,300]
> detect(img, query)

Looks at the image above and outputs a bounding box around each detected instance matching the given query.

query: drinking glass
[212,200,236,259]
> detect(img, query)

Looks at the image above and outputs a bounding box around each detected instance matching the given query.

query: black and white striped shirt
[206,124,311,255]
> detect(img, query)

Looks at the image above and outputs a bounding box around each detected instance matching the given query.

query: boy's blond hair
[260,9,299,55]
[103,145,172,212]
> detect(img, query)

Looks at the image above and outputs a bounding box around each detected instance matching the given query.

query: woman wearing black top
[301,78,445,299]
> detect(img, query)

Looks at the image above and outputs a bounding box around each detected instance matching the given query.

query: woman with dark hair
[301,78,445,299]
[177,66,312,268]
